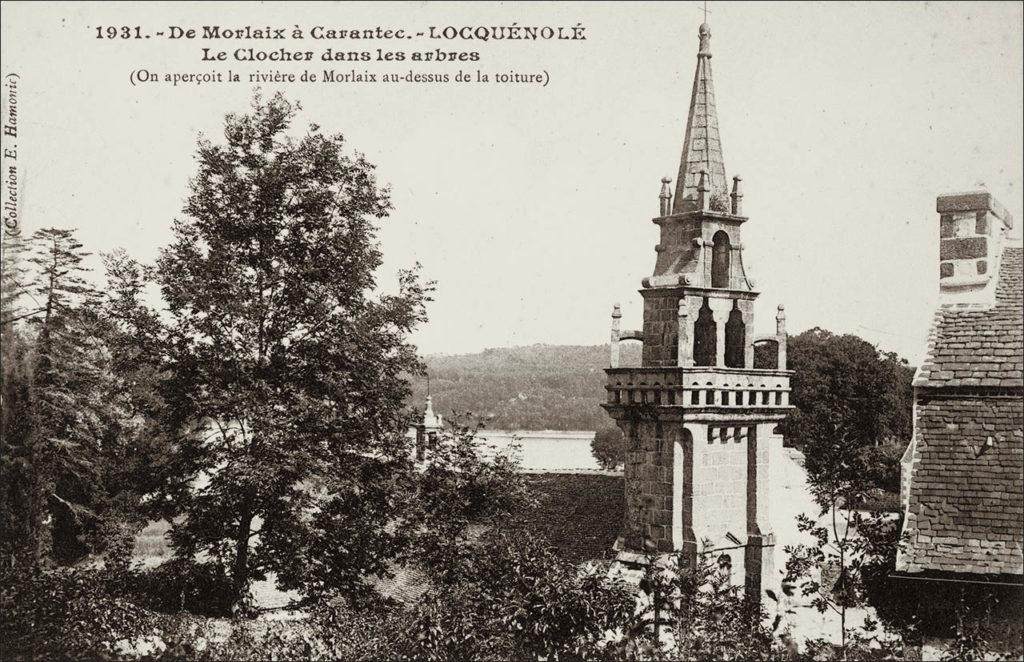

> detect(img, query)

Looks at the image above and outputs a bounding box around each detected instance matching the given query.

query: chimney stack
[936,190,1013,305]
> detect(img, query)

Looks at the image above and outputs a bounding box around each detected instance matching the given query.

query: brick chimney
[936,190,1014,305]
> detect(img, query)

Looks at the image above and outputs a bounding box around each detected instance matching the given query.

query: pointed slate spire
[672,22,727,213]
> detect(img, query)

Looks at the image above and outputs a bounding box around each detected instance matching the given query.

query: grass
[133,520,172,566]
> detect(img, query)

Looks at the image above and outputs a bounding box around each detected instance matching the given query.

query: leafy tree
[153,92,431,607]
[404,530,633,660]
[399,419,536,585]
[2,230,167,568]
[784,328,913,496]
[0,235,36,563]
[785,328,913,449]
[91,250,171,566]
[615,548,780,661]
[591,426,625,471]
[782,417,909,659]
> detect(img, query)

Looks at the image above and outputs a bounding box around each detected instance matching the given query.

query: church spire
[672,22,727,213]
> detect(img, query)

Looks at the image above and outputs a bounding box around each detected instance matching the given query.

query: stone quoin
[602,21,793,599]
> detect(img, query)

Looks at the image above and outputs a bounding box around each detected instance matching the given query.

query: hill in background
[408,344,641,431]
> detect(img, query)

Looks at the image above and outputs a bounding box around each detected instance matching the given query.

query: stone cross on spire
[672,22,727,213]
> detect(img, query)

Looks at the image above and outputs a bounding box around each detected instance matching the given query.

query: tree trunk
[231,508,253,612]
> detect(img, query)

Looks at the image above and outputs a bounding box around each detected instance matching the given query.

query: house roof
[898,394,1024,577]
[899,244,1024,578]
[914,245,1024,389]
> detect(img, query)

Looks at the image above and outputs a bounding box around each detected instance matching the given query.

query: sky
[2,1,1022,365]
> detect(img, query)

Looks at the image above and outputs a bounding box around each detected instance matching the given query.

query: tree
[93,250,171,565]
[782,418,908,659]
[613,548,780,660]
[154,92,432,607]
[783,328,913,496]
[404,530,633,660]
[0,227,133,566]
[399,419,536,585]
[591,426,625,471]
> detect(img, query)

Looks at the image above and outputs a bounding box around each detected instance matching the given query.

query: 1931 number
[95,26,143,39]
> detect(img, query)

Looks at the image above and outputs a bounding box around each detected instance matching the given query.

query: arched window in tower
[724,302,746,368]
[711,230,731,288]
[693,298,716,366]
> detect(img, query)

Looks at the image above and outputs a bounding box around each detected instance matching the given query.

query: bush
[591,427,625,471]
[857,443,907,495]
[124,558,247,617]
[0,565,208,660]
[200,599,408,661]
[403,530,633,660]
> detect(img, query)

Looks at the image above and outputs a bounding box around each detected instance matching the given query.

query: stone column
[712,301,727,368]
[672,426,699,562]
[677,299,694,367]
[610,304,622,368]
[659,177,673,216]
[742,309,755,369]
[729,244,743,289]
[744,423,776,599]
[696,238,712,287]
[730,175,743,215]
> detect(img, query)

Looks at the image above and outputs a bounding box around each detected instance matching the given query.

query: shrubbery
[124,558,246,618]
[0,565,210,660]
[591,426,625,471]
[404,530,634,660]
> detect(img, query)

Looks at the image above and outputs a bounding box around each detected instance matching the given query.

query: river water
[475,429,607,473]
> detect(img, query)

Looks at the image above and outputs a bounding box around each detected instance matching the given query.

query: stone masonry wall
[692,425,750,547]
[642,293,680,367]
[621,420,676,552]
[900,394,1024,575]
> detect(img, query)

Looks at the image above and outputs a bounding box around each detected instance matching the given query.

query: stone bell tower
[603,22,793,598]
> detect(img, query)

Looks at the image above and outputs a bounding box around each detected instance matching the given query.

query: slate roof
[899,244,1024,577]
[899,396,1024,576]
[914,246,1024,389]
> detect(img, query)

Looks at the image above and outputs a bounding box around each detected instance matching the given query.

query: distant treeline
[409,344,642,431]
[410,331,916,448]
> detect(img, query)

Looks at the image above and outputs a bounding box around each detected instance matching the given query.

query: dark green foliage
[202,599,408,660]
[125,558,245,617]
[857,443,906,496]
[0,227,148,567]
[783,328,913,489]
[0,321,35,562]
[403,531,634,660]
[0,565,203,661]
[153,91,431,606]
[592,426,625,470]
[611,549,780,661]
[410,343,642,431]
[400,420,537,584]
